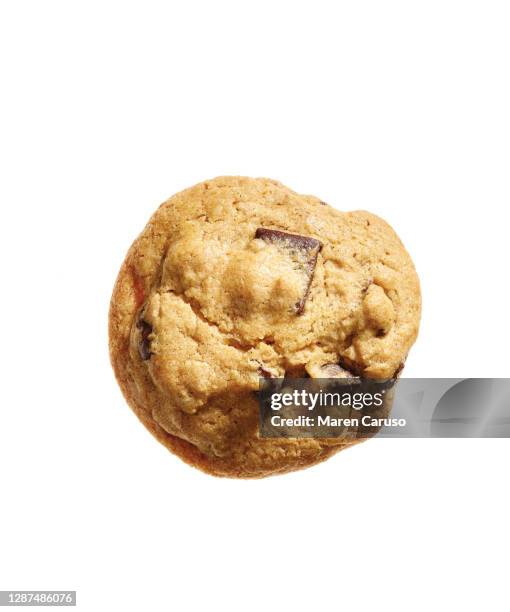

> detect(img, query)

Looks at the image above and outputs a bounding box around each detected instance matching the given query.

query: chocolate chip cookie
[109,177,421,477]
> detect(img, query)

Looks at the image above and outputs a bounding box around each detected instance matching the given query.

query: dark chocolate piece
[318,363,360,380]
[255,228,321,252]
[137,319,153,361]
[318,359,404,387]
[258,366,274,378]
[394,362,405,378]
[255,228,322,314]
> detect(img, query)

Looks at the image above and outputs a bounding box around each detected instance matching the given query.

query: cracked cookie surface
[109,176,421,477]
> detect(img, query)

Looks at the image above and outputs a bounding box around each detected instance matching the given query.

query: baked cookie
[109,177,421,478]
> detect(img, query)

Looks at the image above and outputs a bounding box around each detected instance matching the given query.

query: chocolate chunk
[255,227,322,254]
[394,362,405,377]
[137,319,153,361]
[258,366,274,378]
[318,363,360,380]
[311,363,362,388]
[314,359,404,388]
[255,228,322,314]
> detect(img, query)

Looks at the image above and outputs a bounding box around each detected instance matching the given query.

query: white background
[1,1,509,610]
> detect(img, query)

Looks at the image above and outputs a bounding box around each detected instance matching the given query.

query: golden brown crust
[109,177,421,478]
